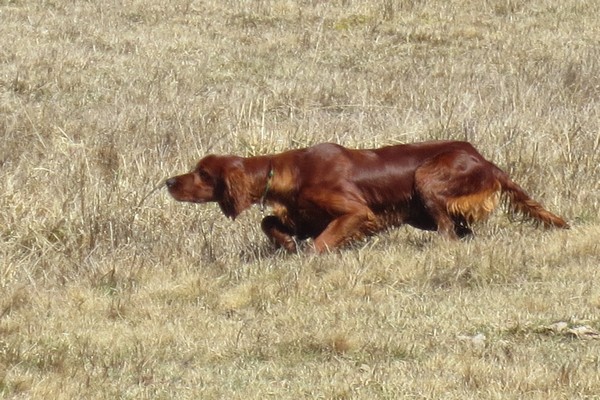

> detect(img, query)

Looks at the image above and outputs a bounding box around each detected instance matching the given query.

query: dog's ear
[218,165,251,220]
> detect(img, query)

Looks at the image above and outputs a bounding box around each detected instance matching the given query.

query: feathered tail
[494,168,569,228]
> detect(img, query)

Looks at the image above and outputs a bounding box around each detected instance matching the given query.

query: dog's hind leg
[415,151,501,240]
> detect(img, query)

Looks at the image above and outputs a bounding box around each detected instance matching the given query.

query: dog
[166,141,568,253]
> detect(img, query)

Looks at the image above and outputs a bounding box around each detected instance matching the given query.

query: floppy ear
[218,166,252,220]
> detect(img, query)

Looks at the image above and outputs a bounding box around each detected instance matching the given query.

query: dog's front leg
[312,208,376,253]
[261,215,297,253]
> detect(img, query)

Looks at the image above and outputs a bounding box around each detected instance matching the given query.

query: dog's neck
[259,165,275,211]
[242,156,276,205]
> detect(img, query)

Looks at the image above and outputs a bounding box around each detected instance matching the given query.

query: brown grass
[1,0,599,398]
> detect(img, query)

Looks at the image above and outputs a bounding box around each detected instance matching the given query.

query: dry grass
[1,0,600,398]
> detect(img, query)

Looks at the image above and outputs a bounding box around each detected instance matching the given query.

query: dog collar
[260,167,274,211]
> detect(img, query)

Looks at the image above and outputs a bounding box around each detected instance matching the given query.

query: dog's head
[166,155,251,219]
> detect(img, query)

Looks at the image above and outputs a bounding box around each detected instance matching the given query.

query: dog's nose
[165,178,177,188]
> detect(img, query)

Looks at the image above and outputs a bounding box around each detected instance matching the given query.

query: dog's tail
[494,168,569,229]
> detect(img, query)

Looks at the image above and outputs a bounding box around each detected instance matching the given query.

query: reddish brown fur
[166,141,568,253]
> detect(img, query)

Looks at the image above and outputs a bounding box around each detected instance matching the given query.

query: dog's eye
[197,169,212,181]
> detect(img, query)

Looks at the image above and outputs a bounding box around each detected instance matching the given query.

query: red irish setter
[166,141,568,253]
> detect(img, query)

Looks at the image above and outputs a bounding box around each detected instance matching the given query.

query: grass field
[1,0,600,398]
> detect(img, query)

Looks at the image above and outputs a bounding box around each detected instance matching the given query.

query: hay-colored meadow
[1,0,599,398]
